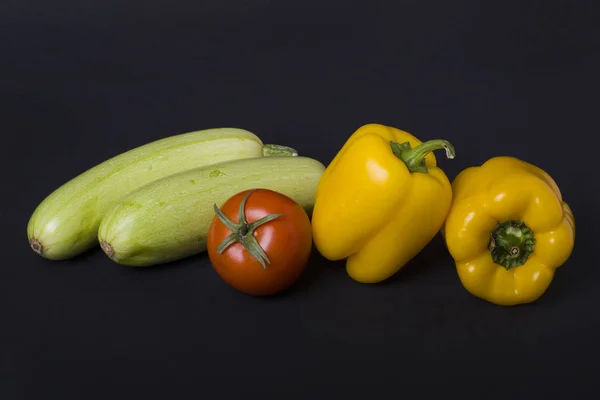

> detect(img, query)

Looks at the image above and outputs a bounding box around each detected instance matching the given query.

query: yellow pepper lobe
[346,168,452,283]
[311,123,455,283]
[311,133,413,261]
[443,156,575,306]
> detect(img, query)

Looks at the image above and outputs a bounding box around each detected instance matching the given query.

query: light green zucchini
[28,127,297,260]
[97,156,326,266]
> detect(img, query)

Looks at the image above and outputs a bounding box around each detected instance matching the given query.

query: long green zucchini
[27,127,297,260]
[97,156,326,266]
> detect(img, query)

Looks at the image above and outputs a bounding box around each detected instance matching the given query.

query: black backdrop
[2,0,599,398]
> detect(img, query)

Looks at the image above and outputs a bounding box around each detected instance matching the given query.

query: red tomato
[207,188,313,296]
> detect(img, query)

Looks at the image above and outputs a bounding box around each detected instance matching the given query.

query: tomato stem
[213,189,284,270]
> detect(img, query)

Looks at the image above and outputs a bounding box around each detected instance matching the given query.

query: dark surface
[2,0,599,398]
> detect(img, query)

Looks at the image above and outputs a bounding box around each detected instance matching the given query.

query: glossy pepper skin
[311,123,455,283]
[442,156,575,306]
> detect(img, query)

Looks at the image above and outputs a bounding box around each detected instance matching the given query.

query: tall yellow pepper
[442,156,575,306]
[311,123,455,283]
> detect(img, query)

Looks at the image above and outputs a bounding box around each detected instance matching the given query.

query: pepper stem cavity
[390,139,455,173]
[262,144,298,157]
[213,189,284,269]
[488,220,536,270]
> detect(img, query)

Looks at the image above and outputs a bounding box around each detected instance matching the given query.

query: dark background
[2,0,599,398]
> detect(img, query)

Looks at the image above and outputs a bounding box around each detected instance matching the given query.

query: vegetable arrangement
[27,123,575,305]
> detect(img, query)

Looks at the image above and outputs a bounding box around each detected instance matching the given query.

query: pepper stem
[213,189,284,269]
[488,220,536,270]
[390,139,455,173]
[262,144,298,157]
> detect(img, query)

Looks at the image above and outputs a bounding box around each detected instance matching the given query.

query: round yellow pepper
[442,156,575,306]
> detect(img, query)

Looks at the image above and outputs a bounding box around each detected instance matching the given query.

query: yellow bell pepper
[442,156,575,306]
[311,123,455,283]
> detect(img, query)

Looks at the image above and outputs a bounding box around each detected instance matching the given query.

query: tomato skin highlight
[207,189,313,296]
